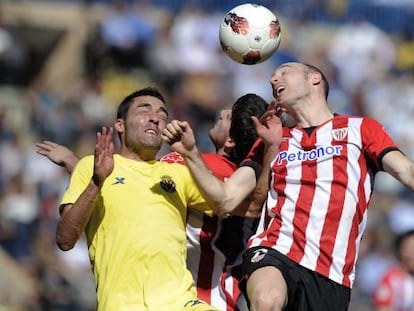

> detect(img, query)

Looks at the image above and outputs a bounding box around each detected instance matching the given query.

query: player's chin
[144,137,163,148]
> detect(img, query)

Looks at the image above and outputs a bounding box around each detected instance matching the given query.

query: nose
[270,73,279,86]
[148,111,159,124]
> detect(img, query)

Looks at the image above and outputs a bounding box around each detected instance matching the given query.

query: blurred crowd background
[0,0,413,310]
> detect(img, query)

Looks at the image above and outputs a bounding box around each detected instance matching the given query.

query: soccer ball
[219,3,281,65]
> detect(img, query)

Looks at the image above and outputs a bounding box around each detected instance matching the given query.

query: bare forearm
[403,160,414,191]
[184,148,230,215]
[56,180,100,250]
[162,119,256,214]
[246,144,278,215]
[63,154,79,174]
[383,151,414,192]
[185,147,257,216]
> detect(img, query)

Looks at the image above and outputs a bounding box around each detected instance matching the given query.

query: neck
[291,99,334,128]
[120,148,157,162]
[215,147,226,156]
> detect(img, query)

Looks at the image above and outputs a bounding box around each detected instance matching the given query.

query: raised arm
[243,143,278,217]
[162,120,256,216]
[162,111,283,217]
[242,109,283,216]
[382,150,414,192]
[36,141,79,174]
[56,127,115,250]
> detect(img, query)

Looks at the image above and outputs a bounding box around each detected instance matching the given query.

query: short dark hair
[304,63,330,100]
[395,229,414,261]
[229,93,268,164]
[116,87,166,119]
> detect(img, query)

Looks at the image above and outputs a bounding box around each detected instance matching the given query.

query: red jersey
[160,152,251,310]
[373,266,414,311]
[245,115,400,288]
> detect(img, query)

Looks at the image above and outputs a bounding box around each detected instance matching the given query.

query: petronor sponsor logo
[277,145,343,164]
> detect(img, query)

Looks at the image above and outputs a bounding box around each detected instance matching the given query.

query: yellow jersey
[60,154,217,311]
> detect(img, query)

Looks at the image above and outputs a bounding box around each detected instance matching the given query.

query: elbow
[56,238,75,251]
[211,198,235,217]
[57,243,73,252]
[214,207,229,218]
[56,231,76,251]
[56,206,80,251]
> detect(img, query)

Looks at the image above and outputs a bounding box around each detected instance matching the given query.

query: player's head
[115,87,168,159]
[394,229,414,274]
[229,93,268,164]
[303,63,329,100]
[208,109,233,154]
[117,87,167,120]
[270,62,330,105]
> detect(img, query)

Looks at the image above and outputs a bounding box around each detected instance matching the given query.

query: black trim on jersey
[240,161,262,181]
[378,147,401,171]
[303,113,339,136]
[303,126,317,136]
[365,156,377,192]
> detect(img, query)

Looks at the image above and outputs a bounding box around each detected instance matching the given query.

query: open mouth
[145,129,158,136]
[276,85,285,97]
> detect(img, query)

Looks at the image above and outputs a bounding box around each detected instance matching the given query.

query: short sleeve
[240,138,264,181]
[361,118,400,171]
[60,155,94,205]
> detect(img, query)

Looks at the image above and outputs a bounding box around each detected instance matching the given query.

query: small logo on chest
[160,175,176,193]
[332,128,348,141]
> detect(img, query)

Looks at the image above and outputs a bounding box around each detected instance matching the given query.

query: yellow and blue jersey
[61,154,216,311]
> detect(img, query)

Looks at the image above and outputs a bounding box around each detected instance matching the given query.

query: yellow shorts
[182,299,220,311]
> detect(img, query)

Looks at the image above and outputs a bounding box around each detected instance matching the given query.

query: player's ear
[114,118,125,134]
[310,71,322,86]
[224,137,236,149]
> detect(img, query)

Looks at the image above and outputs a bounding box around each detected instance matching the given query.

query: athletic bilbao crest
[332,128,348,141]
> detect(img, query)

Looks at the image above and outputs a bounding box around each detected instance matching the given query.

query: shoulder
[159,152,185,164]
[74,155,94,171]
[79,154,94,162]
[156,159,191,175]
[201,153,236,169]
[334,114,384,128]
[380,266,405,283]
[202,153,237,180]
[333,115,393,142]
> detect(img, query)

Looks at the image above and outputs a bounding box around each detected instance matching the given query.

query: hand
[92,127,115,187]
[36,141,76,167]
[252,109,283,148]
[161,120,196,157]
[271,100,296,127]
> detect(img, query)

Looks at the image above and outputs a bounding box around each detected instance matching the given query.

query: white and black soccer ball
[219,3,281,65]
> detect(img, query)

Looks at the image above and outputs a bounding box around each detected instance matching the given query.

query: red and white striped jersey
[245,115,400,288]
[160,152,251,310]
[373,266,414,311]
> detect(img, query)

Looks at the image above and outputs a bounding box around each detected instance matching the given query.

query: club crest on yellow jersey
[160,175,176,193]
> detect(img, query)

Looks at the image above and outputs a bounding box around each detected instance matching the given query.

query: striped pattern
[248,115,398,288]
[186,210,242,310]
[161,152,245,310]
[373,267,414,310]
